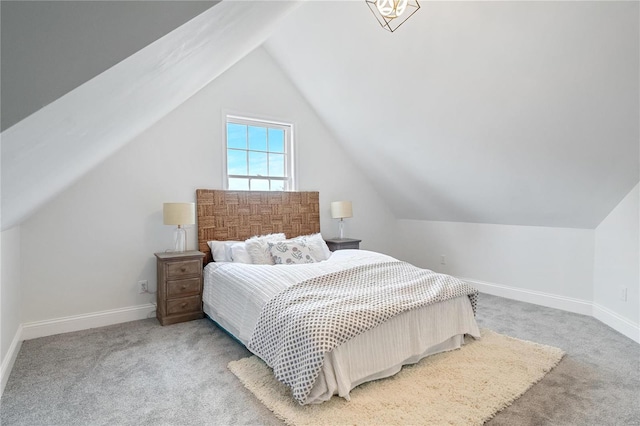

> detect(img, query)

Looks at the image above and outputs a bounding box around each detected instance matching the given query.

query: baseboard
[1,324,23,397]
[461,277,593,316]
[593,303,640,344]
[21,303,156,341]
[462,276,640,344]
[4,281,638,399]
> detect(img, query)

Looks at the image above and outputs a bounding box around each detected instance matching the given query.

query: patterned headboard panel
[196,190,321,265]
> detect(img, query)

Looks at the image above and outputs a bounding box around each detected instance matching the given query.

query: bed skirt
[205,295,480,404]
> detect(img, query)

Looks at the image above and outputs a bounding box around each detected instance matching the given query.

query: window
[225,115,294,191]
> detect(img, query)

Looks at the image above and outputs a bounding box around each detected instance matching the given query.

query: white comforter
[204,250,398,344]
[203,250,481,403]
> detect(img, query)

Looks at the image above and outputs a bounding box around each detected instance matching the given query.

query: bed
[196,189,480,405]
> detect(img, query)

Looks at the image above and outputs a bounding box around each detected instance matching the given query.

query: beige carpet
[228,329,565,425]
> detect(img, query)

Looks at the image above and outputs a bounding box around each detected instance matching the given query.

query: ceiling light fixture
[365,0,420,32]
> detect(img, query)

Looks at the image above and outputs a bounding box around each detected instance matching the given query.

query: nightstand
[324,238,362,252]
[155,251,205,326]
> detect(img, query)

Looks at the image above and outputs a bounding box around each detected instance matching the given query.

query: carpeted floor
[228,329,564,425]
[1,293,639,425]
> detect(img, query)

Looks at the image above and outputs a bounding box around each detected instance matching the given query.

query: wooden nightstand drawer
[155,251,205,326]
[166,295,201,315]
[167,260,200,278]
[167,278,201,298]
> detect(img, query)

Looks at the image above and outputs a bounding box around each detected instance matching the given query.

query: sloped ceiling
[265,1,639,228]
[1,1,300,231]
[2,1,638,231]
[0,1,217,131]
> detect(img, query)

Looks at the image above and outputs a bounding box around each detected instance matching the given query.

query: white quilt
[203,250,481,403]
[249,261,479,404]
[203,250,398,344]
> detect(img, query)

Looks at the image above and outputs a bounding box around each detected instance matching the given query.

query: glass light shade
[365,0,420,32]
[376,0,408,18]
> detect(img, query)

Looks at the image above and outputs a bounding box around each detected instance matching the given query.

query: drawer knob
[181,302,187,308]
[180,267,186,272]
[181,285,187,290]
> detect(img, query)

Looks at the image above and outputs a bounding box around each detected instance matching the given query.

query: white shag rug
[228,329,564,426]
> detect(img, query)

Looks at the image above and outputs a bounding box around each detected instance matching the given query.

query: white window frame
[223,114,296,191]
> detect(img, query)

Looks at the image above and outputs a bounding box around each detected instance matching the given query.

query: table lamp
[163,202,195,252]
[330,201,353,239]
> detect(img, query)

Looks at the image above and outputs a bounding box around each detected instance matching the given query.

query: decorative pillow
[223,241,238,262]
[245,233,287,265]
[268,241,317,265]
[208,240,241,262]
[229,242,252,264]
[290,233,332,261]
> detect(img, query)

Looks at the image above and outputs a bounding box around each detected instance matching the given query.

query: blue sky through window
[226,118,291,191]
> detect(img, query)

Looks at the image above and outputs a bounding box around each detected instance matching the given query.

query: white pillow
[208,240,241,262]
[268,241,317,265]
[245,233,287,265]
[229,242,252,264]
[291,233,332,261]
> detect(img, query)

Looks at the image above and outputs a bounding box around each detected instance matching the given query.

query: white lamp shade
[330,201,353,219]
[163,203,195,226]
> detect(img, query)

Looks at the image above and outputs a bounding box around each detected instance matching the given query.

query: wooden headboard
[196,190,321,265]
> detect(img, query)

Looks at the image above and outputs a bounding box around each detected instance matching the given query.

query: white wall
[18,46,398,326]
[396,220,595,314]
[1,226,22,393]
[266,1,640,230]
[594,183,639,338]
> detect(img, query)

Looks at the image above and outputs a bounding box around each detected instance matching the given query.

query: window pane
[269,153,285,177]
[271,180,286,191]
[227,149,247,175]
[228,178,249,190]
[250,179,270,191]
[249,151,268,176]
[268,129,285,153]
[248,126,267,151]
[227,123,246,149]
[225,116,293,192]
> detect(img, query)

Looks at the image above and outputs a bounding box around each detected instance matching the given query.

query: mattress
[203,249,480,403]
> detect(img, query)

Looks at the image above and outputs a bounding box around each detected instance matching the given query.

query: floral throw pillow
[268,241,317,265]
[245,233,287,265]
[290,233,332,261]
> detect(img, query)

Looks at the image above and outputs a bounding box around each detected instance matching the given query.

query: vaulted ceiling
[2,1,638,231]
[0,1,218,131]
[265,1,639,228]
[1,1,298,230]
